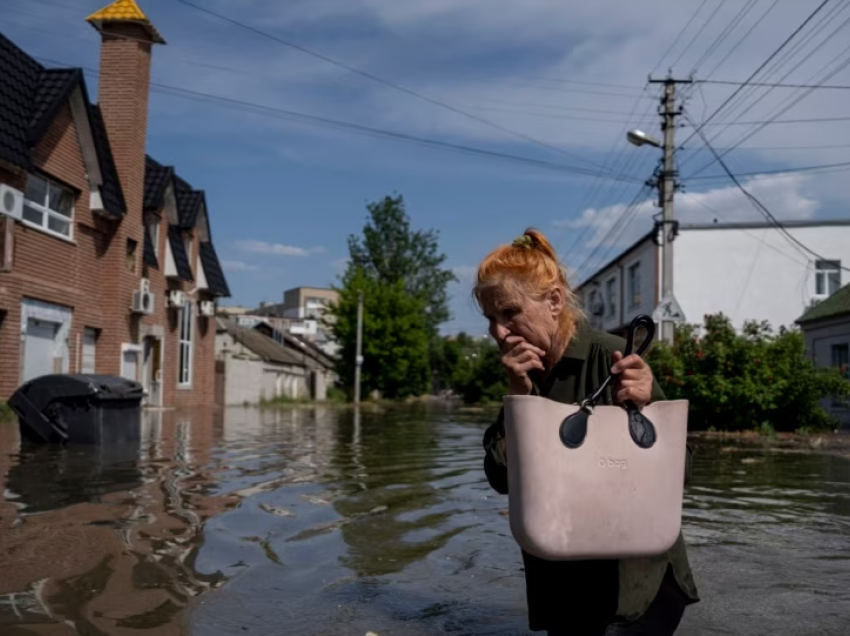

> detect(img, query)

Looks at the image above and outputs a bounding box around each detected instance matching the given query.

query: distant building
[796,282,850,429]
[215,317,338,404]
[576,220,850,335]
[245,287,340,357]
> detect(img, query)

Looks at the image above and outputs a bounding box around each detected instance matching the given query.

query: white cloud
[235,240,327,256]
[222,260,260,272]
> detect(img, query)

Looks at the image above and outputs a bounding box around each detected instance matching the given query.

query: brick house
[0,0,230,407]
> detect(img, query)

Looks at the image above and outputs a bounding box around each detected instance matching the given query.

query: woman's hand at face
[611,351,654,408]
[500,335,546,395]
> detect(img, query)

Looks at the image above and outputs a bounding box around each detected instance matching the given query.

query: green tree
[329,266,431,400]
[347,194,457,335]
[647,313,850,432]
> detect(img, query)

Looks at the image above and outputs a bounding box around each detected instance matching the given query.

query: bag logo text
[598,458,628,470]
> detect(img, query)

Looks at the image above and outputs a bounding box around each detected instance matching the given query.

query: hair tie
[512,234,534,249]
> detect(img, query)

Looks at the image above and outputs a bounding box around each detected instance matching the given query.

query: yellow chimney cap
[86,0,166,44]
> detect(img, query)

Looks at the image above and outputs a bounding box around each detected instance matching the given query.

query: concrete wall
[802,316,850,429]
[675,225,850,331]
[215,332,308,405]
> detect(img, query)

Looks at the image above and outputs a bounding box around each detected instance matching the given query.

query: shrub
[646,313,850,432]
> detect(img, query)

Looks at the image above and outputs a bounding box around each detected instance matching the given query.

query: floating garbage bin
[9,374,144,446]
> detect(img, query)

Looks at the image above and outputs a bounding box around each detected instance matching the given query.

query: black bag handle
[558,314,657,450]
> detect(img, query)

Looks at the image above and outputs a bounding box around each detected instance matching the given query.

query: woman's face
[480,282,565,355]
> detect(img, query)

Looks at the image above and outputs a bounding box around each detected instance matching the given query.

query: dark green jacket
[482,321,700,631]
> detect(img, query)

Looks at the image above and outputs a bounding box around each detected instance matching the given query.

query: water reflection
[0,408,235,635]
[0,406,849,635]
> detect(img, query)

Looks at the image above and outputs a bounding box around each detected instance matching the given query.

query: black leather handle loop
[560,314,658,450]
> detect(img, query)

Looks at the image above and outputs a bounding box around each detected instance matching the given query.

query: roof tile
[797,283,850,325]
[199,241,230,297]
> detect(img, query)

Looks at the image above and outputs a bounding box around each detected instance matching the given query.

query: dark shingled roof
[29,68,79,144]
[0,31,41,168]
[216,318,306,367]
[144,157,230,297]
[797,283,850,325]
[199,241,230,297]
[0,32,126,218]
[174,176,203,228]
[87,102,126,217]
[167,225,193,282]
[143,156,173,211]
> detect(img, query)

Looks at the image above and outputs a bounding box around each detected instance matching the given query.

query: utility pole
[648,75,691,345]
[354,289,364,404]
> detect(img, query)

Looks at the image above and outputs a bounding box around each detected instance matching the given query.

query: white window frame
[81,327,98,374]
[147,214,161,258]
[178,299,194,388]
[815,260,841,297]
[121,343,143,382]
[627,262,642,307]
[23,173,75,241]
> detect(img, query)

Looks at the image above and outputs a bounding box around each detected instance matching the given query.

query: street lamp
[626,129,662,149]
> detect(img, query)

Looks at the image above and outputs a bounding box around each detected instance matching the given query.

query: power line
[677,0,834,152]
[698,78,850,89]
[685,113,850,272]
[172,0,608,171]
[34,56,641,183]
[687,159,850,180]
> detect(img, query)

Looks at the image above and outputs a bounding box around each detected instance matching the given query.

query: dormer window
[146,213,160,258]
[183,233,193,273]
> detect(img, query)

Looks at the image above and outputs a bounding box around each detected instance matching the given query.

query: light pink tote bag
[503,315,689,561]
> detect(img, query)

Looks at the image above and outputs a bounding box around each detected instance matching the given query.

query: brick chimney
[86,0,165,221]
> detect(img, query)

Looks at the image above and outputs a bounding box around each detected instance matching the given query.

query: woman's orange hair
[473,228,585,333]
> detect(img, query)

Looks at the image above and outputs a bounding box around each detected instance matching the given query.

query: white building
[576,219,850,336]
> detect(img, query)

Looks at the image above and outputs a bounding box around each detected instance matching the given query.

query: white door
[23,319,58,382]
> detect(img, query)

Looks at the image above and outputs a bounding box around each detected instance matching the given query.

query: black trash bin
[9,374,144,445]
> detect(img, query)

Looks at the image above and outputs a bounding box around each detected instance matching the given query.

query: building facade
[0,1,229,406]
[576,220,850,335]
[797,283,850,429]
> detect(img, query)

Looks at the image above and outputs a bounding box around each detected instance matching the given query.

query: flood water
[1,404,849,636]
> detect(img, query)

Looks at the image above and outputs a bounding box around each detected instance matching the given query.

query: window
[183,234,193,273]
[81,328,98,374]
[815,260,841,297]
[126,238,138,273]
[178,299,194,387]
[605,278,617,317]
[121,344,142,381]
[147,214,160,258]
[628,262,642,307]
[23,174,74,239]
[833,343,849,379]
[587,289,602,316]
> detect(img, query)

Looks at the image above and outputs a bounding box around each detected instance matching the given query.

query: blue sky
[5,0,850,334]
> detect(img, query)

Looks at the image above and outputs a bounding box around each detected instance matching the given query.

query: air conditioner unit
[167,289,186,308]
[131,289,155,315]
[198,300,216,317]
[140,277,151,294]
[0,184,24,220]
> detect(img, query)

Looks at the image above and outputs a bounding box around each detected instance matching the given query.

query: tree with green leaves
[328,194,455,400]
[347,194,457,336]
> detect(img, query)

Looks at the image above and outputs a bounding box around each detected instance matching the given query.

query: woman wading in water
[475,229,699,635]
